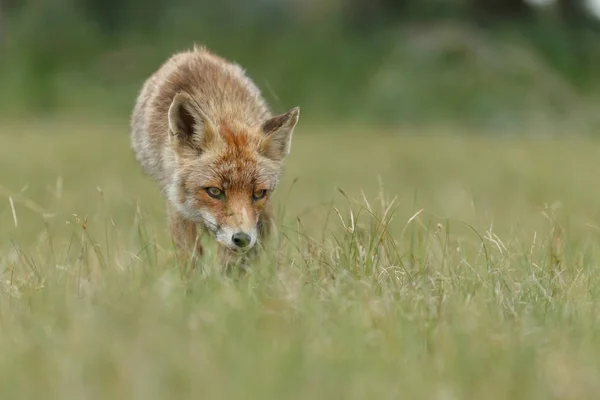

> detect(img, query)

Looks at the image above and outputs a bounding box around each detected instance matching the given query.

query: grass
[1,118,600,399]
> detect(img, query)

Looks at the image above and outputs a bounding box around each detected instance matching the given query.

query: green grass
[1,119,600,399]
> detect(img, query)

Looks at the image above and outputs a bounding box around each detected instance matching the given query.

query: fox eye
[205,187,224,199]
[252,189,268,201]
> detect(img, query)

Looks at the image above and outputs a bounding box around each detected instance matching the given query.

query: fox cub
[130,45,299,267]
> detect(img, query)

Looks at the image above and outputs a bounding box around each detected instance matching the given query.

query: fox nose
[232,232,251,248]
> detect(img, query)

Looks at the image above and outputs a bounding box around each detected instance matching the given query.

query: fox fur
[130,44,299,268]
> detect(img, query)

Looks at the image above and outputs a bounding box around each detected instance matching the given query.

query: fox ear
[260,106,300,161]
[168,92,218,151]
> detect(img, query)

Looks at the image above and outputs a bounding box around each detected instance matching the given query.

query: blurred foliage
[1,0,600,131]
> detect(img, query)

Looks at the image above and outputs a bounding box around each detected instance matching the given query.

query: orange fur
[130,45,299,268]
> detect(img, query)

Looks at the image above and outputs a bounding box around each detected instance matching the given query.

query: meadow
[1,118,600,399]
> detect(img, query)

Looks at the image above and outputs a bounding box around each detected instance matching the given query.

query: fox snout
[232,232,251,248]
[215,224,258,252]
[203,205,259,252]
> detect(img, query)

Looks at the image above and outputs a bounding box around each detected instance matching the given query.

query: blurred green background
[2,0,600,131]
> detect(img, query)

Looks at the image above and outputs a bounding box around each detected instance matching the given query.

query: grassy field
[1,118,600,399]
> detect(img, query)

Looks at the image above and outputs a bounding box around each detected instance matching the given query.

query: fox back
[130,45,299,254]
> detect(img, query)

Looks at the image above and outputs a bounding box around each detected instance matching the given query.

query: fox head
[166,91,299,252]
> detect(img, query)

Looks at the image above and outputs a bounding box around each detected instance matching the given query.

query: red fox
[130,45,299,267]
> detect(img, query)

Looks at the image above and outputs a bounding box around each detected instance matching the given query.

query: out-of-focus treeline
[1,0,600,131]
